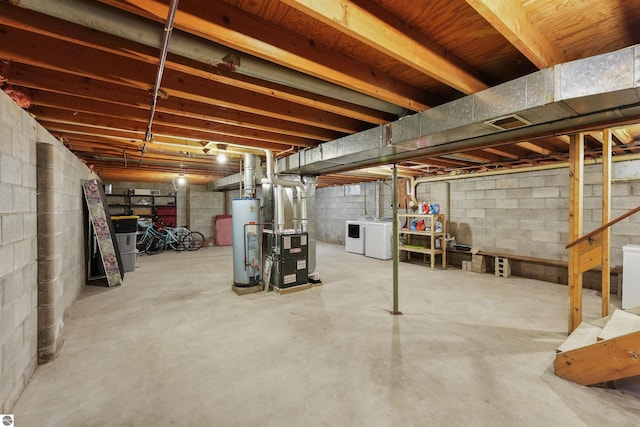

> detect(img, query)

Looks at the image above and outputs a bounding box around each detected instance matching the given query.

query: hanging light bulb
[177,173,186,186]
[216,143,228,164]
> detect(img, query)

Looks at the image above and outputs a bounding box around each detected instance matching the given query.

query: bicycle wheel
[145,235,166,255]
[167,233,185,251]
[181,231,205,251]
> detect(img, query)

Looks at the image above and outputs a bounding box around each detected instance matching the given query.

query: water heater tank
[231,198,261,287]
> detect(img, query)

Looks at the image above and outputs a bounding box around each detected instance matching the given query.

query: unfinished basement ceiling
[1,0,640,187]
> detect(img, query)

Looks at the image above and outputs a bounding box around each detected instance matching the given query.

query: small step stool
[495,256,511,278]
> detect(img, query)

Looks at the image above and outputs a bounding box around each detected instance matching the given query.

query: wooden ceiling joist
[31,107,316,149]
[465,0,565,68]
[281,0,488,95]
[110,0,432,111]
[0,26,367,134]
[0,2,394,125]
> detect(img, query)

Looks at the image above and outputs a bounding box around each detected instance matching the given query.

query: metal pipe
[299,185,308,233]
[243,153,256,198]
[276,185,285,232]
[10,0,404,116]
[145,0,179,142]
[392,164,399,315]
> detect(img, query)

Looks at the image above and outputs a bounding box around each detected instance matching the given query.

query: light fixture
[177,173,186,186]
[216,143,228,164]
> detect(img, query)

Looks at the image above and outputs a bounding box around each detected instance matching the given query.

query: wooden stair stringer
[554,330,640,386]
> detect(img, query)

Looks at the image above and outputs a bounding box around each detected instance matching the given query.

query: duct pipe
[299,185,308,233]
[10,0,404,116]
[276,185,285,232]
[243,153,256,198]
[145,0,179,142]
[407,176,418,208]
[292,186,300,231]
[260,149,302,188]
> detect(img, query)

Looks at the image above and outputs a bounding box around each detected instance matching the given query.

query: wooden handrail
[566,205,640,249]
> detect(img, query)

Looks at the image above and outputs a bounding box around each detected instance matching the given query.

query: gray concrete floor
[12,242,640,426]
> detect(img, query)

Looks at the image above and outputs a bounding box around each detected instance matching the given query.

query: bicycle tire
[162,230,183,251]
[145,235,166,255]
[182,231,205,251]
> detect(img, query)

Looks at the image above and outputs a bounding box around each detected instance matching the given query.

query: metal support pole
[392,164,400,315]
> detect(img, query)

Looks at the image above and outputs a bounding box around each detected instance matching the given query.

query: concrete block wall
[0,91,38,413]
[0,90,96,412]
[315,164,640,281]
[315,179,444,244]
[315,182,380,244]
[187,186,224,240]
[448,163,640,267]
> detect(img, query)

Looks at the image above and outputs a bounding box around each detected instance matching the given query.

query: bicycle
[145,225,205,255]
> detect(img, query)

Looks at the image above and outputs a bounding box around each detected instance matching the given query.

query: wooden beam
[0,27,365,134]
[465,0,565,68]
[516,141,552,155]
[115,0,432,111]
[281,0,488,94]
[44,122,289,152]
[24,82,340,142]
[568,133,584,333]
[602,129,612,316]
[30,107,317,148]
[482,147,520,160]
[0,3,393,125]
[612,128,633,145]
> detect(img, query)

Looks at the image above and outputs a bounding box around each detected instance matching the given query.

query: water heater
[232,198,261,287]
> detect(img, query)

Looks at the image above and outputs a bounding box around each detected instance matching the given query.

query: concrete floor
[12,242,640,426]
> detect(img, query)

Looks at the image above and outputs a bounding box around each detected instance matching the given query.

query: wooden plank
[568,133,584,333]
[282,0,488,95]
[465,0,565,68]
[274,283,313,295]
[554,331,640,385]
[515,141,552,155]
[576,231,602,273]
[578,243,602,273]
[602,128,612,316]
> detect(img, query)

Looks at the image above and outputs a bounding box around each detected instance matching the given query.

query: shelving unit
[397,213,447,270]
[106,193,177,226]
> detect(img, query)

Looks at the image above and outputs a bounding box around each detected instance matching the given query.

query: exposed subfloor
[12,242,640,426]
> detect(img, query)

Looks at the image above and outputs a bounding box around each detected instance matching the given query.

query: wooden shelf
[398,213,447,270]
[106,193,176,226]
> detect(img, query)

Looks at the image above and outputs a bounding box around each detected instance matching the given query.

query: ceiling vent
[485,114,532,131]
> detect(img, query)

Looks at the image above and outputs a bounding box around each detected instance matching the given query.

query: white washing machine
[345,216,376,254]
[364,220,393,260]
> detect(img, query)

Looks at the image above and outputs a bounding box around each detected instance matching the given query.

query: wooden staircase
[555,307,640,386]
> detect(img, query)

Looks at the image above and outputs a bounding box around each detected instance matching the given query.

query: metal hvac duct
[276,44,640,176]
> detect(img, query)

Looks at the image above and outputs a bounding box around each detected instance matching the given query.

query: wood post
[568,133,584,333]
